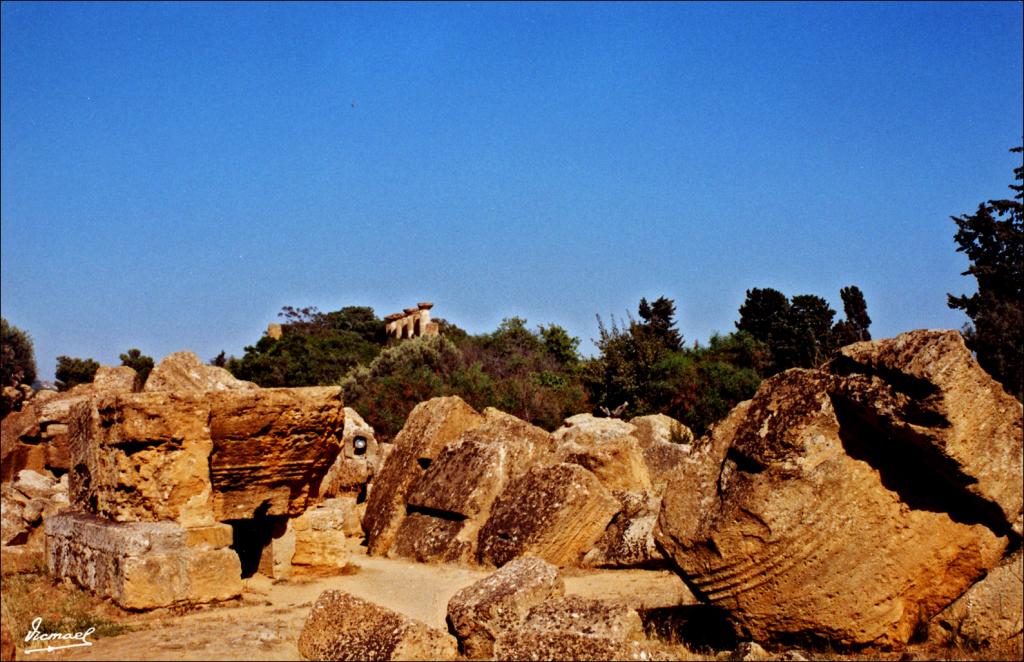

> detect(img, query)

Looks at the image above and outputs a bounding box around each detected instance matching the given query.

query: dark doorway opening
[228,503,289,578]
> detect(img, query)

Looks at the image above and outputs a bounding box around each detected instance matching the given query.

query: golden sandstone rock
[447,556,565,659]
[143,350,256,392]
[655,330,1023,649]
[363,396,485,555]
[46,374,348,609]
[298,590,458,661]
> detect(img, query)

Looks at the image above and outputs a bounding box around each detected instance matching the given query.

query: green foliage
[948,146,1023,400]
[832,285,872,347]
[119,348,154,389]
[55,356,99,391]
[638,296,683,352]
[228,305,384,387]
[342,319,588,442]
[583,297,765,436]
[1,318,36,388]
[341,335,462,441]
[737,286,869,372]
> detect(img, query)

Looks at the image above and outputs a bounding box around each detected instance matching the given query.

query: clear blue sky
[2,1,1022,379]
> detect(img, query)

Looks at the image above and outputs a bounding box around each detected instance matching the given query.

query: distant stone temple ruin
[385,302,439,340]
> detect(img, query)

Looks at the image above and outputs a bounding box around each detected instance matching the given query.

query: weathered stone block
[298,590,458,661]
[363,396,485,555]
[46,511,241,610]
[68,387,345,526]
[932,549,1024,646]
[478,463,619,567]
[521,596,645,641]
[493,629,667,661]
[583,491,664,568]
[208,387,344,519]
[69,391,216,527]
[556,434,651,493]
[447,556,564,659]
[143,350,256,392]
[322,408,379,497]
[655,331,1021,649]
[291,501,349,568]
[393,409,554,563]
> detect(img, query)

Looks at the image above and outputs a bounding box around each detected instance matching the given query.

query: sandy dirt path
[39,544,691,662]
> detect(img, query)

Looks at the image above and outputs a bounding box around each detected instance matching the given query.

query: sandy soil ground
[33,542,692,661]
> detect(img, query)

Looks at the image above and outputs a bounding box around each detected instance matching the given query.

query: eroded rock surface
[447,556,564,659]
[46,512,241,610]
[363,396,485,555]
[478,463,619,567]
[932,548,1023,646]
[68,387,344,526]
[298,590,458,661]
[655,330,1023,649]
[143,350,257,392]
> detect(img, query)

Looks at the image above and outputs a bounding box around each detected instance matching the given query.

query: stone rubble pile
[1,351,390,610]
[3,330,1022,658]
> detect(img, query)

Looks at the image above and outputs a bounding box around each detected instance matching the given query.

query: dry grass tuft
[1,566,133,655]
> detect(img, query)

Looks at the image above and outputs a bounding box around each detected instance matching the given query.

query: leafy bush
[1,318,36,388]
[228,306,384,387]
[342,320,589,442]
[119,348,154,390]
[55,356,99,391]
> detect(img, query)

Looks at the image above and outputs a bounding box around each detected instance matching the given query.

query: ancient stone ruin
[385,302,439,340]
[2,351,388,610]
[2,330,1022,658]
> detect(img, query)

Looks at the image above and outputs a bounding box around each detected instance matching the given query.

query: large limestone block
[363,396,485,555]
[932,549,1023,646]
[298,590,458,661]
[391,512,468,564]
[552,414,636,445]
[556,434,651,493]
[447,556,564,659]
[208,387,344,519]
[478,463,619,567]
[630,413,694,447]
[583,491,664,568]
[523,596,645,640]
[46,511,241,609]
[322,407,379,497]
[831,329,1024,537]
[91,365,138,392]
[143,350,257,392]
[69,392,216,527]
[408,408,554,518]
[656,366,1010,649]
[395,409,554,563]
[291,500,349,568]
[1,403,44,481]
[68,387,343,526]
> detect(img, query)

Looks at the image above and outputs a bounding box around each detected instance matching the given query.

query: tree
[1,318,36,388]
[228,305,385,387]
[55,356,99,391]
[210,351,228,367]
[736,288,842,372]
[637,296,683,351]
[832,285,872,347]
[787,295,836,368]
[119,348,155,389]
[948,146,1024,399]
[538,324,581,366]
